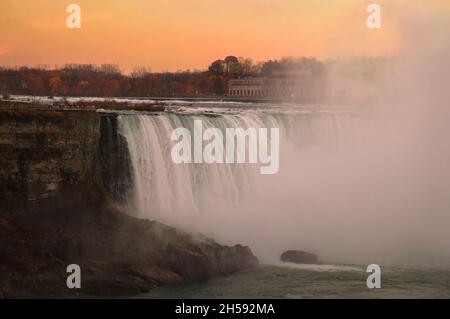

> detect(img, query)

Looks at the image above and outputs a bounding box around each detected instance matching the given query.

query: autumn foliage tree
[0,56,384,99]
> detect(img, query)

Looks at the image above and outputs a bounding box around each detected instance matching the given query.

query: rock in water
[280,250,318,264]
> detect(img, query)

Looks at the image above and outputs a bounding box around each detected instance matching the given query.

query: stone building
[228,75,321,101]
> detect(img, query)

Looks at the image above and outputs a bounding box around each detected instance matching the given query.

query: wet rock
[166,243,213,281]
[166,241,258,282]
[124,265,184,285]
[280,250,318,264]
[0,200,259,297]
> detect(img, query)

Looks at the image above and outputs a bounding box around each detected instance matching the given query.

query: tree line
[0,56,392,102]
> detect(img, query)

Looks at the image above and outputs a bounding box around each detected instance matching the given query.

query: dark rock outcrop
[98,114,133,202]
[280,250,318,264]
[0,196,258,298]
[0,107,101,203]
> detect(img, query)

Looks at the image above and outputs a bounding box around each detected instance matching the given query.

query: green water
[138,264,450,299]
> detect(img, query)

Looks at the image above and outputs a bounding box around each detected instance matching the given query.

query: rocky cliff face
[98,114,133,203]
[0,199,258,297]
[0,104,258,298]
[0,107,101,203]
[0,106,134,207]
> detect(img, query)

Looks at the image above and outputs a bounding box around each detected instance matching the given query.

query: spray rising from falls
[117,108,450,267]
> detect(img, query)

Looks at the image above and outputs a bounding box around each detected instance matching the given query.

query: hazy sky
[0,0,448,72]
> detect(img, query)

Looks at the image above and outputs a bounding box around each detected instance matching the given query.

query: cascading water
[117,108,381,259]
[118,111,285,227]
[119,111,356,217]
[116,105,450,266]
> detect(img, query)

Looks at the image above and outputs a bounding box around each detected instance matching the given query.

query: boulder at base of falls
[280,250,319,264]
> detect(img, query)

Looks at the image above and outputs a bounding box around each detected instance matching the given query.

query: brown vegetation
[0,56,333,98]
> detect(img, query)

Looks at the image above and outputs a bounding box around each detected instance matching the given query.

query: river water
[137,263,450,299]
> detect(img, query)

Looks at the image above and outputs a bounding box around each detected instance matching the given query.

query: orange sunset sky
[0,0,449,72]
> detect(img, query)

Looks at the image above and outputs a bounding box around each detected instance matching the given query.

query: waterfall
[117,112,287,227]
[116,108,450,266]
[116,110,379,254]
